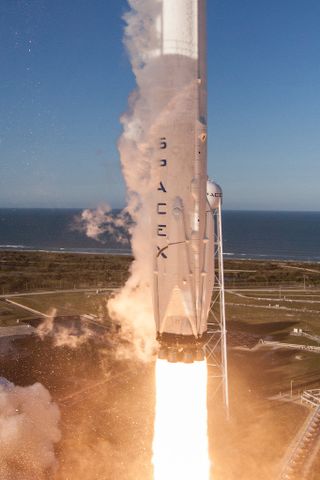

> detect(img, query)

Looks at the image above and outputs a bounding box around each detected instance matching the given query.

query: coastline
[0,244,319,263]
[1,209,320,262]
[0,245,131,256]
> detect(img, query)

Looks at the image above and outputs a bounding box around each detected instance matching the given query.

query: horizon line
[1,206,320,214]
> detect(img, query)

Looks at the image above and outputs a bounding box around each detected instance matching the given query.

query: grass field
[0,300,33,326]
[6,291,113,318]
[0,250,131,294]
[1,251,320,295]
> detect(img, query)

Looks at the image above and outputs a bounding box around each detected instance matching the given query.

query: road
[0,286,118,300]
[0,324,36,338]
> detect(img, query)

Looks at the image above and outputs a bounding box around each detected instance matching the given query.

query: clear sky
[1,0,319,210]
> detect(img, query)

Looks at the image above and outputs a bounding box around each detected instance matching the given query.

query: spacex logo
[157,137,168,257]
[207,192,222,198]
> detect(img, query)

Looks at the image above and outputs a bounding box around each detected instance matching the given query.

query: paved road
[227,287,320,293]
[0,287,118,300]
[0,324,36,338]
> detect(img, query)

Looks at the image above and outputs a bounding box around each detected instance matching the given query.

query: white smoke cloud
[0,378,61,480]
[106,0,163,362]
[72,203,130,245]
[122,0,162,74]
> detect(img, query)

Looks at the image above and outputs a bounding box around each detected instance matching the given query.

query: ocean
[0,208,319,262]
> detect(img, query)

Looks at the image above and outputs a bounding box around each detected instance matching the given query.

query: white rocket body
[149,0,214,352]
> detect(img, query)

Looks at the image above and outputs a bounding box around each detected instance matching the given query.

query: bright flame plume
[153,359,210,480]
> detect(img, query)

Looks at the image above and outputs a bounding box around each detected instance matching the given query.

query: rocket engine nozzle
[157,332,209,363]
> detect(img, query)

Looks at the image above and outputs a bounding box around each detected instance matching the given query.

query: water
[222,210,320,261]
[0,208,130,255]
[0,208,319,261]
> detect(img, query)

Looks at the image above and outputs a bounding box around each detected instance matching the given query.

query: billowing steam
[107,0,164,361]
[0,378,61,480]
[72,203,130,245]
[69,1,162,361]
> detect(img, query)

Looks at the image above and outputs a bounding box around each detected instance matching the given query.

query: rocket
[150,0,220,363]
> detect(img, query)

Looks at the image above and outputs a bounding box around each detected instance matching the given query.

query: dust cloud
[0,378,61,480]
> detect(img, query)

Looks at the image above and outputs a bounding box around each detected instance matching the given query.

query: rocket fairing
[150,0,216,363]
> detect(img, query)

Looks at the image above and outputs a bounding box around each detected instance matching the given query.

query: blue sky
[1,0,319,210]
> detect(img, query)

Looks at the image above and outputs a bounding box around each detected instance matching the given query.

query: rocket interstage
[150,0,215,363]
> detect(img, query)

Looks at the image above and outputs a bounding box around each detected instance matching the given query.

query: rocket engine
[150,0,217,363]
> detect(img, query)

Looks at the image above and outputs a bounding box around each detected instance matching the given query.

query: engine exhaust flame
[153,359,210,480]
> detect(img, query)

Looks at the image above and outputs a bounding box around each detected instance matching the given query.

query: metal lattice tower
[205,199,229,417]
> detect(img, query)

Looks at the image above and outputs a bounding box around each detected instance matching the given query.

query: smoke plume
[0,378,61,480]
[106,0,163,361]
[72,203,130,245]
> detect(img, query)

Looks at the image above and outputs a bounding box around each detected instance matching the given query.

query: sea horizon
[1,207,320,213]
[0,208,320,262]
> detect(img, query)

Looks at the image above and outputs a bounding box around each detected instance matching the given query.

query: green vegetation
[225,259,320,288]
[13,291,111,317]
[0,301,32,327]
[0,251,132,294]
[1,251,320,296]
